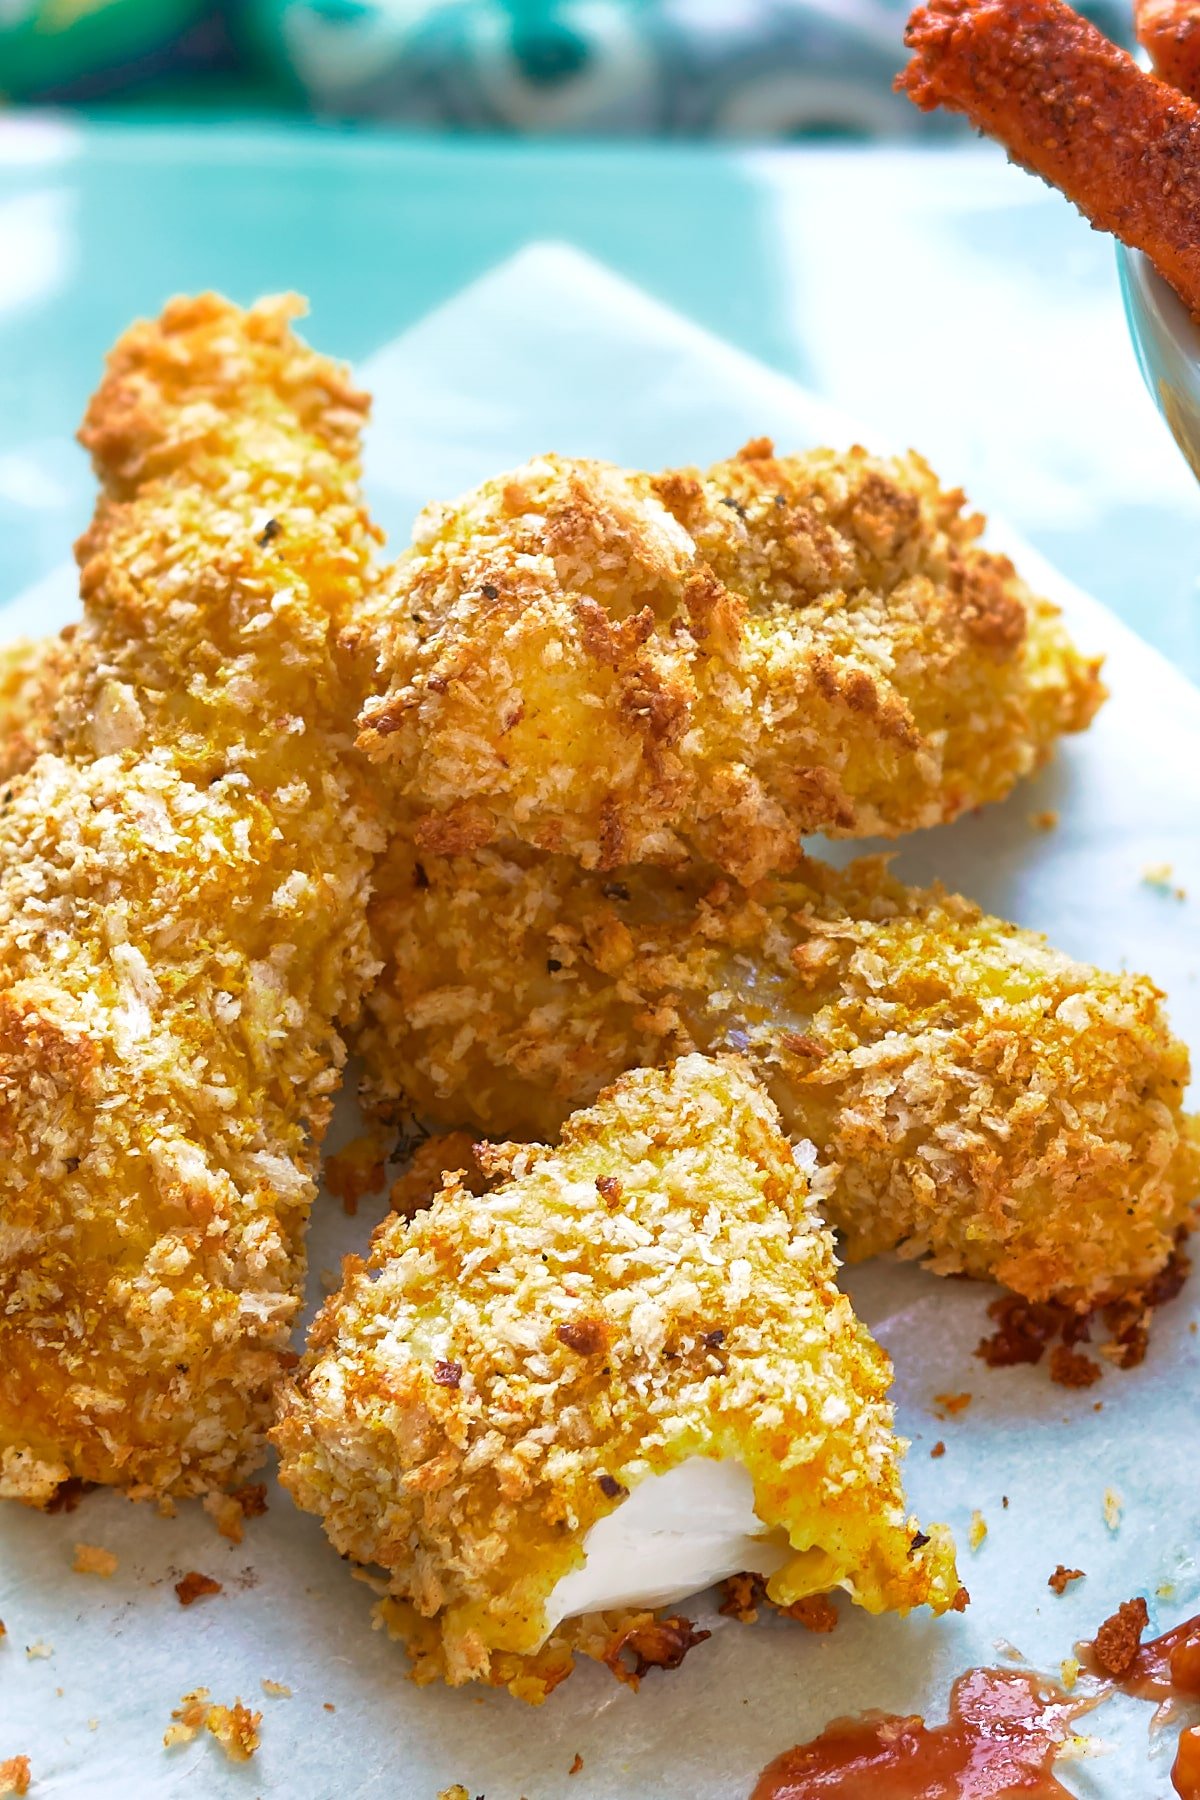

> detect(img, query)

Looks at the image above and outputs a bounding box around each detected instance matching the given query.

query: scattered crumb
[72,1544,117,1579]
[933,1391,972,1418]
[24,1643,51,1661]
[1002,1496,1009,1509]
[324,1131,389,1216]
[1158,1581,1177,1600]
[568,1753,584,1775]
[1049,1565,1086,1596]
[718,1572,765,1624]
[436,1789,471,1800]
[786,1594,839,1634]
[260,1680,291,1699]
[0,1757,30,1797]
[718,1574,838,1631]
[930,1440,945,1458]
[951,1585,970,1612]
[202,1484,267,1545]
[203,1495,243,1543]
[1060,1656,1080,1691]
[87,1721,98,1733]
[323,1703,336,1714]
[1103,1488,1123,1532]
[0,1621,6,1641]
[175,1573,222,1608]
[164,1690,260,1762]
[1142,861,1186,899]
[1048,1345,1102,1389]
[1030,809,1059,831]
[1091,1596,1149,1677]
[207,1703,260,1761]
[994,1638,1024,1662]
[969,1511,988,1552]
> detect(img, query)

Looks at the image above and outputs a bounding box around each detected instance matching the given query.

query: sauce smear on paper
[751,1666,1089,1798]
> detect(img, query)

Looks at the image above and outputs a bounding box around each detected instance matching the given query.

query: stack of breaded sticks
[0,297,1194,1700]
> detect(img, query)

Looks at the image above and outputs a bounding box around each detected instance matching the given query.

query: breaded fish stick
[900,0,1200,318]
[359,843,1198,1312]
[1136,0,1200,102]
[0,296,383,1506]
[275,1056,961,1702]
[357,442,1102,883]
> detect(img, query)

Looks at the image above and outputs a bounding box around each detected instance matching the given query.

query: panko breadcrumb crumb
[360,842,1199,1312]
[71,1544,117,1578]
[165,1690,260,1761]
[356,443,1103,883]
[0,295,385,1506]
[0,1757,30,1797]
[275,1056,959,1702]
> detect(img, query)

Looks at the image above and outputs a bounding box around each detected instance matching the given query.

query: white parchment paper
[1,243,1198,1799]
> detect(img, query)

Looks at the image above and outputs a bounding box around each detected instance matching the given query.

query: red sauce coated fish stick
[899,0,1200,317]
[1136,1,1200,102]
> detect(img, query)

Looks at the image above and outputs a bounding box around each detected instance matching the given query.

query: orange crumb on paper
[1091,1596,1149,1678]
[72,1544,117,1578]
[1048,1345,1102,1388]
[969,1511,988,1552]
[0,1757,30,1796]
[164,1690,260,1762]
[930,1440,946,1458]
[1049,1565,1085,1595]
[1030,809,1059,831]
[934,1392,972,1418]
[568,1753,584,1775]
[324,1132,389,1216]
[786,1594,839,1634]
[260,1680,291,1699]
[202,1483,267,1544]
[175,1573,222,1608]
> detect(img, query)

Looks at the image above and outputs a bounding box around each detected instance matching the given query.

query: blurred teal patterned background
[0,0,1132,130]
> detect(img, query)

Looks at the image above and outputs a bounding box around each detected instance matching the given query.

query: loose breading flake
[72,1543,117,1578]
[0,294,384,1506]
[356,443,1103,883]
[24,1644,51,1661]
[359,842,1200,1314]
[0,1756,30,1797]
[275,1056,960,1703]
[165,1690,260,1762]
[1103,1488,1124,1532]
[260,1679,291,1699]
[175,1572,222,1607]
[1049,1565,1085,1596]
[969,1511,988,1552]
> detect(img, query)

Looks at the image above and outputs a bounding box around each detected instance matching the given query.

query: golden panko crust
[356,442,1104,882]
[359,842,1199,1312]
[0,294,384,1506]
[274,1055,960,1701]
[0,635,71,785]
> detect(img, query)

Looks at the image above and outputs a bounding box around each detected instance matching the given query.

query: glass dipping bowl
[1118,243,1200,480]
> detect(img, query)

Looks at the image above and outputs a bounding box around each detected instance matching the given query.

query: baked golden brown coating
[0,634,70,785]
[0,295,384,1506]
[275,1055,961,1702]
[359,841,1199,1312]
[357,441,1104,882]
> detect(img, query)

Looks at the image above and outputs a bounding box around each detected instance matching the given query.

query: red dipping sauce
[752,1666,1090,1799]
